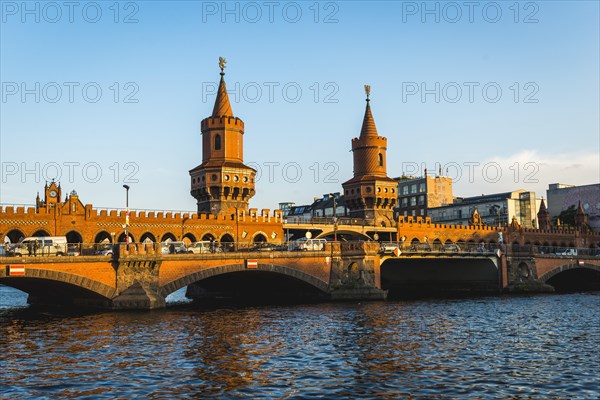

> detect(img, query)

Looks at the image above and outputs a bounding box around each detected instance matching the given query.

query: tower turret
[537,198,551,230]
[575,201,588,230]
[189,58,256,215]
[342,86,397,226]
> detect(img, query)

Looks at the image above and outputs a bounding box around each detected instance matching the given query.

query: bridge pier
[112,257,166,309]
[328,242,387,300]
[505,255,555,293]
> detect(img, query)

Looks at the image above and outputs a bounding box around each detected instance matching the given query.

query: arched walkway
[202,233,215,241]
[220,234,234,252]
[140,232,157,243]
[94,231,113,243]
[182,233,197,245]
[315,230,370,241]
[32,229,50,237]
[118,232,135,243]
[65,231,83,243]
[161,233,177,242]
[253,233,267,243]
[5,229,25,243]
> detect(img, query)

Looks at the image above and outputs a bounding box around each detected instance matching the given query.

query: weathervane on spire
[364,84,371,101]
[219,57,227,74]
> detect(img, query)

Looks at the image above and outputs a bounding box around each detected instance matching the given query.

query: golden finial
[364,84,371,101]
[219,57,227,74]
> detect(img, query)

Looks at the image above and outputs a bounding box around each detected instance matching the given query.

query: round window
[234,176,239,182]
[211,174,217,181]
[224,175,230,181]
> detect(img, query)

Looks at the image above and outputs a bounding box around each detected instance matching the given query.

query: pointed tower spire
[191,57,256,215]
[575,200,588,229]
[537,198,551,230]
[212,57,234,118]
[360,85,378,137]
[342,84,396,224]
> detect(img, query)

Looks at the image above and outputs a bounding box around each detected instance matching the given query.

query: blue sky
[1,0,599,211]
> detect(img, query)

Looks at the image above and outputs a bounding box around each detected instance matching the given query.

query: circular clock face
[50,190,57,197]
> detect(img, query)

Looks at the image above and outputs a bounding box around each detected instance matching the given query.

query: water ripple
[1,288,599,398]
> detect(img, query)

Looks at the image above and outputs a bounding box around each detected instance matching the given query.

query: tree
[554,205,576,227]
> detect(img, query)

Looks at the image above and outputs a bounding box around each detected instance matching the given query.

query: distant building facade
[429,190,541,228]
[284,193,348,223]
[547,183,600,232]
[394,174,453,219]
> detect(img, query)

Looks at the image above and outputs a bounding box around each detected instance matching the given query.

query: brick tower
[575,201,588,230]
[537,198,551,230]
[190,58,256,215]
[342,86,397,226]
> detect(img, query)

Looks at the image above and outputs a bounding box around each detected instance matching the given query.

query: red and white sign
[246,259,258,269]
[578,260,585,266]
[393,248,401,257]
[9,266,25,276]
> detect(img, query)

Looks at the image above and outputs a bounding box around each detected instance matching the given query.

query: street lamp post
[329,193,337,242]
[123,185,130,243]
[181,215,189,241]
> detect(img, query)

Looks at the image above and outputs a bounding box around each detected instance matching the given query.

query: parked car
[161,242,188,254]
[441,243,461,252]
[293,238,327,251]
[409,242,431,252]
[187,241,212,254]
[555,248,578,256]
[95,245,113,256]
[379,242,400,254]
[9,236,68,257]
[248,243,281,252]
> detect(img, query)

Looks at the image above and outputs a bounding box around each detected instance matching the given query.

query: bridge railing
[387,242,499,255]
[507,244,600,257]
[0,241,360,259]
[284,217,376,226]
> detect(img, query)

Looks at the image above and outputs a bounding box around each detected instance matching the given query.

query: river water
[1,285,598,399]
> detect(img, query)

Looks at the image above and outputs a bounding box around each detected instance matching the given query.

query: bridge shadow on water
[381,257,501,300]
[182,270,330,308]
[547,268,600,293]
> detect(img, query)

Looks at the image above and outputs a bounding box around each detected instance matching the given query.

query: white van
[187,241,213,254]
[10,236,68,257]
[160,241,188,254]
[294,238,327,251]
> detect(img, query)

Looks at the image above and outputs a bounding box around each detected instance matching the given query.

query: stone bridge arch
[0,270,117,303]
[538,262,600,283]
[315,229,370,240]
[159,263,330,298]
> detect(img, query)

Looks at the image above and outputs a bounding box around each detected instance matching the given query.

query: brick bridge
[0,242,387,309]
[2,240,599,309]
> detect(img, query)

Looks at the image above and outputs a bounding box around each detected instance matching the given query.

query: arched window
[378,153,383,167]
[215,134,221,150]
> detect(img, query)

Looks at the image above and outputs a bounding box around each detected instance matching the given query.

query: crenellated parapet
[0,199,284,245]
[396,216,501,244]
[200,115,245,132]
[394,216,600,249]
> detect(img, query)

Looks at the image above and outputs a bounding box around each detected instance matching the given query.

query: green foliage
[553,205,576,226]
